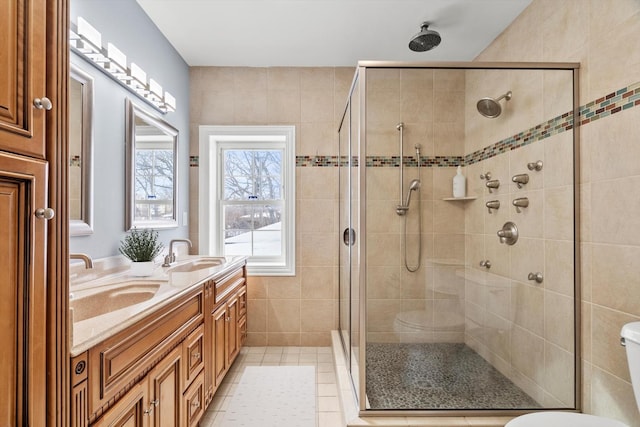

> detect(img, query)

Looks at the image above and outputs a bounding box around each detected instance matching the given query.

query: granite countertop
[69,255,247,356]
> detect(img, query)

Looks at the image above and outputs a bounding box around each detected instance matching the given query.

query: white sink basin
[70,280,162,322]
[168,257,225,273]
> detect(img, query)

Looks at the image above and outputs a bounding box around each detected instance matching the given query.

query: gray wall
[70,0,190,258]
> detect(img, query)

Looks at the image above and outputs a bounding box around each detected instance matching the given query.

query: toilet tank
[621,321,640,411]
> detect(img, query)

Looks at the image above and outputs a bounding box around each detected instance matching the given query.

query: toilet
[506,322,640,427]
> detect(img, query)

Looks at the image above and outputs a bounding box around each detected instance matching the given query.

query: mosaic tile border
[188,80,640,168]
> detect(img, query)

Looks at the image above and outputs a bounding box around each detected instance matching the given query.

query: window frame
[199,125,296,276]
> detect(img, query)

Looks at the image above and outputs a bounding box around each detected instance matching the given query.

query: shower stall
[337,62,580,416]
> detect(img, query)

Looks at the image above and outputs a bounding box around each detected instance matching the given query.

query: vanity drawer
[182,324,204,389]
[214,267,245,305]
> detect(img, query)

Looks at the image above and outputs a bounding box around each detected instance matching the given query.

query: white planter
[130,261,155,277]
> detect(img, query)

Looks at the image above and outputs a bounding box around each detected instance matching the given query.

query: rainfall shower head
[409,22,441,52]
[477,91,512,118]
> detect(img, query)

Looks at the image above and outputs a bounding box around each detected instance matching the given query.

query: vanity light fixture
[75,17,103,57]
[128,63,148,95]
[105,43,127,77]
[69,17,177,114]
[162,92,176,113]
[147,78,163,104]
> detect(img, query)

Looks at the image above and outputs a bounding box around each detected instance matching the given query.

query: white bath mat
[221,366,317,427]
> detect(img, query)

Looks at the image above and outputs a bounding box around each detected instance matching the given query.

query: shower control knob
[527,160,543,171]
[479,260,491,269]
[480,172,492,180]
[497,221,518,245]
[528,272,544,284]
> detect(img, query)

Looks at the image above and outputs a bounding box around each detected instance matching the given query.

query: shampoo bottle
[453,166,466,198]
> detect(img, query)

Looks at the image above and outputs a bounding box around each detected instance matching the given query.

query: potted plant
[119,228,164,276]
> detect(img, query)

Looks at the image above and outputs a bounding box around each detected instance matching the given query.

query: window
[199,126,295,275]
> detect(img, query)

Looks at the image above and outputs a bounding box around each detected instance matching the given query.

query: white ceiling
[136,0,532,67]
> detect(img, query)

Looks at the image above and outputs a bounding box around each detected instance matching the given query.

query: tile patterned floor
[366,343,540,410]
[200,346,343,427]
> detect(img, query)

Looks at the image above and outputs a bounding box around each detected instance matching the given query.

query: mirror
[125,98,178,230]
[69,63,94,236]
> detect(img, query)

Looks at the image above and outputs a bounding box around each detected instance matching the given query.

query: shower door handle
[343,228,356,246]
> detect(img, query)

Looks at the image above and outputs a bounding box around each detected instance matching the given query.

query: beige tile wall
[365,68,466,344]
[476,0,640,424]
[189,66,354,346]
[463,67,575,407]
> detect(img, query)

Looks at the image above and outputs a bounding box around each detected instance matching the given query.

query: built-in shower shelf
[442,196,477,201]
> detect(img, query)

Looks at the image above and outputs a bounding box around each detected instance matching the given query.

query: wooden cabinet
[204,266,247,402]
[0,0,48,159]
[182,371,205,427]
[71,262,247,427]
[0,151,48,427]
[148,346,182,427]
[91,381,148,427]
[0,0,59,425]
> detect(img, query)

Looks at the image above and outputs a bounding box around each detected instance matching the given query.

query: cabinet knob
[35,207,55,220]
[192,352,201,360]
[191,399,200,408]
[33,97,53,110]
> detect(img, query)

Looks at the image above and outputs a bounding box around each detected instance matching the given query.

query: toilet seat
[506,412,629,427]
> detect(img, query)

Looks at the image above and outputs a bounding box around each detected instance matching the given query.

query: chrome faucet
[163,239,192,267]
[70,253,93,269]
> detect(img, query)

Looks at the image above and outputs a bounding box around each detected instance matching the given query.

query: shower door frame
[341,61,582,417]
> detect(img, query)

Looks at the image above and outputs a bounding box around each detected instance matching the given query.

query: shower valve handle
[497,222,518,245]
[479,260,491,269]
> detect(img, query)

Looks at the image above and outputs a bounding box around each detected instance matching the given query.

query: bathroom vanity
[69,256,247,427]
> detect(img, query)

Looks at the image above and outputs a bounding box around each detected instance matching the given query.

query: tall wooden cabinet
[0,0,68,426]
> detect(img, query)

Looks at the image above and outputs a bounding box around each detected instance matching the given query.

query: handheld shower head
[477,91,512,118]
[409,22,441,52]
[404,179,421,207]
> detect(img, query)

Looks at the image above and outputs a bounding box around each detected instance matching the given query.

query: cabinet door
[182,371,205,427]
[0,0,47,158]
[203,281,214,404]
[226,294,240,366]
[92,382,148,427]
[212,305,228,387]
[0,152,47,427]
[148,346,181,427]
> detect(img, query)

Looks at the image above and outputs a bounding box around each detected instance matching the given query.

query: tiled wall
[363,68,467,344]
[189,67,354,346]
[475,0,640,424]
[463,68,576,407]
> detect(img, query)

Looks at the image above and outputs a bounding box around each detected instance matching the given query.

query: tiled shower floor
[366,343,540,410]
